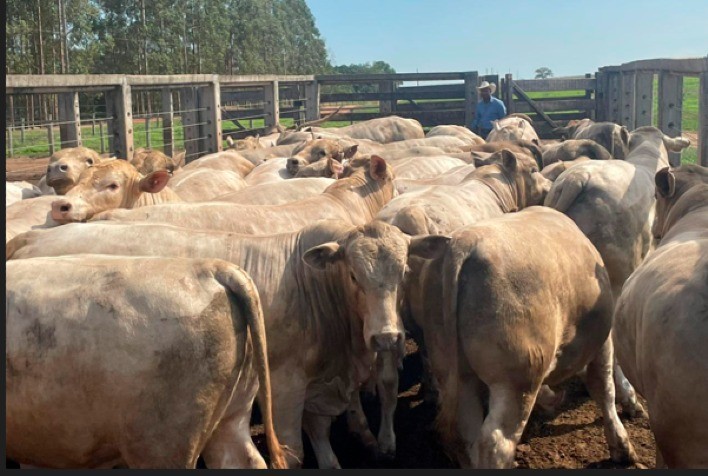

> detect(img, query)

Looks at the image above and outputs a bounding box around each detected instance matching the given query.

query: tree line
[6,0,335,75]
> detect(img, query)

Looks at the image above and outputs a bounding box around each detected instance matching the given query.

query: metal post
[99,121,105,154]
[92,112,96,135]
[145,114,152,149]
[20,117,25,143]
[161,88,174,158]
[8,127,14,157]
[608,72,621,124]
[47,123,55,155]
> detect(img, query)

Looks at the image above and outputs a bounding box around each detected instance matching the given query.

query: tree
[534,67,554,79]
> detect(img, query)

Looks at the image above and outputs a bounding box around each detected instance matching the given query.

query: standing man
[470,81,507,139]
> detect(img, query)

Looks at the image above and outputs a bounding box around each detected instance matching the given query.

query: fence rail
[6,56,707,166]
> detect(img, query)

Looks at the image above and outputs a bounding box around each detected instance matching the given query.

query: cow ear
[303,242,342,270]
[408,235,451,260]
[620,126,630,146]
[655,167,675,198]
[369,155,388,181]
[499,149,518,173]
[139,170,170,194]
[343,144,358,159]
[473,157,489,168]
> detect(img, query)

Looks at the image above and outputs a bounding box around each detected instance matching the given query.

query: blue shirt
[471,97,507,132]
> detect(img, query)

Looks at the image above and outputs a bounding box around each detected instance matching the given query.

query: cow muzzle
[286,158,306,176]
[51,198,87,223]
[371,332,403,353]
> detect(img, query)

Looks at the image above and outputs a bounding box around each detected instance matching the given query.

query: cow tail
[434,236,470,459]
[544,169,590,213]
[6,232,31,261]
[216,264,289,469]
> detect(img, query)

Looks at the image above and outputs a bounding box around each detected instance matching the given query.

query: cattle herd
[5,114,707,469]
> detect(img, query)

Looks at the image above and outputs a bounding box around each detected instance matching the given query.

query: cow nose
[52,200,72,215]
[372,333,401,352]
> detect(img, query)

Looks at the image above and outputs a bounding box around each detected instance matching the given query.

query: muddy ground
[5,157,657,469]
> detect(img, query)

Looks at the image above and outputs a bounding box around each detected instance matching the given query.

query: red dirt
[248,338,656,469]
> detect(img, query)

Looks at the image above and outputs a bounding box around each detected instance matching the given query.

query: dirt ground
[247,339,656,469]
[5,157,657,470]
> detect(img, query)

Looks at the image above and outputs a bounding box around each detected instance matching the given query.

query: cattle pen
[5,56,707,170]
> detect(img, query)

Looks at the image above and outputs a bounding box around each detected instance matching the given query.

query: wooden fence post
[504,74,515,114]
[197,77,222,155]
[263,81,280,129]
[699,71,708,166]
[658,71,684,166]
[179,86,199,163]
[634,72,654,127]
[305,80,320,121]
[464,72,479,129]
[58,91,82,148]
[161,87,174,158]
[380,81,394,115]
[105,79,134,160]
[620,71,636,129]
[20,117,25,143]
[584,73,595,120]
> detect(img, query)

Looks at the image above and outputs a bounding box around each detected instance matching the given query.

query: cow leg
[270,366,307,468]
[585,336,637,465]
[613,358,646,418]
[455,371,485,469]
[470,382,540,469]
[376,350,398,459]
[302,411,340,469]
[346,390,379,458]
[201,399,266,468]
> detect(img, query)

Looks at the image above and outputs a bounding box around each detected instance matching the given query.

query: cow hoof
[621,400,647,419]
[376,449,396,462]
[610,442,638,466]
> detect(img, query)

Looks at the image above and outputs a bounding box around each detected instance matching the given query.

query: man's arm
[496,99,507,119]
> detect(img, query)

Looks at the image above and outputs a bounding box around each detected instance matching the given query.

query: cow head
[652,165,708,240]
[303,220,450,355]
[629,126,691,162]
[130,148,178,175]
[286,139,359,176]
[226,134,263,151]
[472,149,551,210]
[50,160,171,223]
[552,118,594,139]
[45,146,103,195]
[294,157,345,179]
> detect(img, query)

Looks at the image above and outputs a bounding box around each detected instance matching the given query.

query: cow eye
[349,272,358,284]
[108,183,119,191]
[86,158,94,166]
[531,167,539,174]
[319,150,327,156]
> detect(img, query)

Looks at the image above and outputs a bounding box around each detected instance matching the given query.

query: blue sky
[306,0,708,79]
